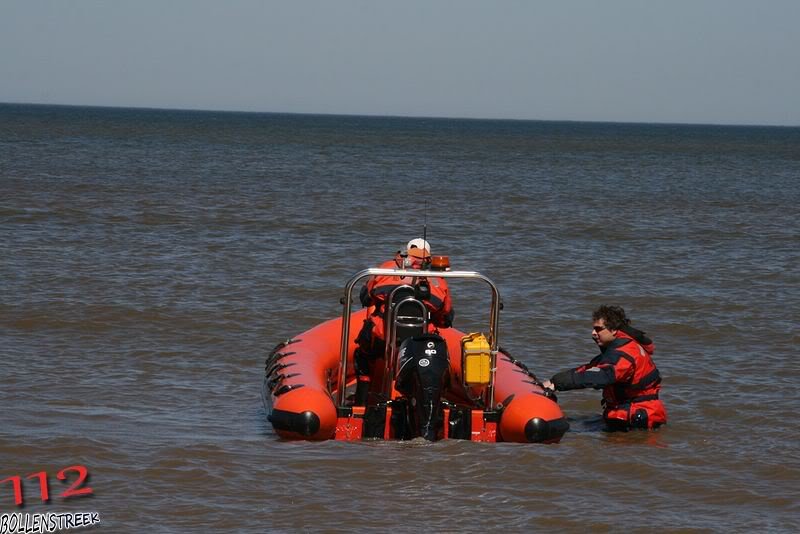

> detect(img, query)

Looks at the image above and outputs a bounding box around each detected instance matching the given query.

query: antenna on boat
[422,200,431,269]
[423,199,428,250]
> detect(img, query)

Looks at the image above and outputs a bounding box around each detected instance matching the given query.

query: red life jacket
[365,257,453,341]
[597,331,667,429]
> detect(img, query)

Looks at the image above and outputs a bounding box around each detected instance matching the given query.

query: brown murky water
[2,104,799,532]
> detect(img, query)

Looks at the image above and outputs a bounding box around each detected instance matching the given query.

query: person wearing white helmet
[405,238,430,260]
[353,238,454,405]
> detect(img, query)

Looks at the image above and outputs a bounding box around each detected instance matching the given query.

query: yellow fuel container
[461,333,492,386]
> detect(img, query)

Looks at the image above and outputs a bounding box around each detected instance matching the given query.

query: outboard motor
[395,334,450,440]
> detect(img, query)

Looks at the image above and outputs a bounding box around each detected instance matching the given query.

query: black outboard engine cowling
[395,334,450,440]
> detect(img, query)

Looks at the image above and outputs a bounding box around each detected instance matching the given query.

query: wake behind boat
[262,262,569,443]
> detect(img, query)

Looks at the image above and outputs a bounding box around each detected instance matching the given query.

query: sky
[1,0,799,126]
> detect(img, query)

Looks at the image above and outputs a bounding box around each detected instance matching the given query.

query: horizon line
[1,100,798,129]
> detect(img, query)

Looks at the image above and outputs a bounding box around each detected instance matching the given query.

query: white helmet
[406,238,431,258]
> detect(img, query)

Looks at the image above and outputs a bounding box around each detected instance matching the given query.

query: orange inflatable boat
[262,264,569,443]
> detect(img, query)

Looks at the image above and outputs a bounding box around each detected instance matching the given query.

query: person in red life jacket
[353,238,454,405]
[542,305,667,430]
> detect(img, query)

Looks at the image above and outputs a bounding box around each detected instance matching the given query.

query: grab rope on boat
[267,372,300,392]
[498,346,558,400]
[265,360,296,380]
[269,338,300,354]
[263,338,305,400]
[498,346,539,381]
[274,383,304,397]
[265,338,300,365]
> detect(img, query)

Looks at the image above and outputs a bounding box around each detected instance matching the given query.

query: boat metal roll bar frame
[338,268,502,408]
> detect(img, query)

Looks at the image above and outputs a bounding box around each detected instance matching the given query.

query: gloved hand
[359,285,373,307]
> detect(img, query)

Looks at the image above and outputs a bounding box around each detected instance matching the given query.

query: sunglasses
[592,325,609,333]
